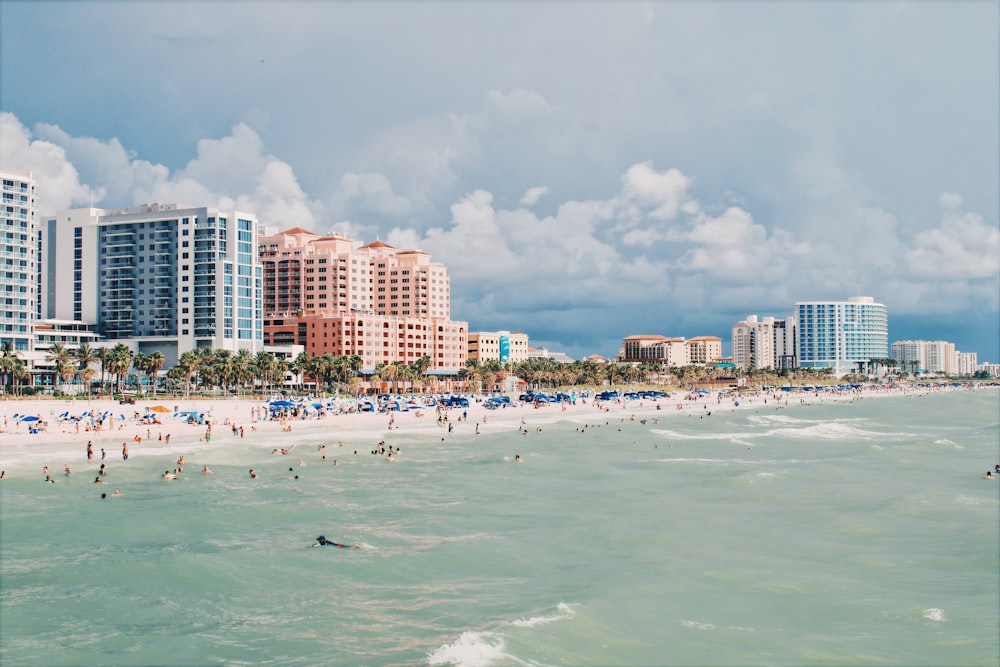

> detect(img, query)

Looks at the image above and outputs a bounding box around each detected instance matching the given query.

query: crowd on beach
[1,382,996,487]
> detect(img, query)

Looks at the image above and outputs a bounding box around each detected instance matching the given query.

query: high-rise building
[0,168,38,351]
[732,315,797,370]
[795,296,888,376]
[259,229,467,371]
[41,203,262,366]
[891,339,962,375]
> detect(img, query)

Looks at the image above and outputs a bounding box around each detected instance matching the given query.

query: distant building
[979,362,1000,378]
[0,168,38,352]
[892,339,972,375]
[526,346,574,363]
[795,296,888,376]
[618,334,719,366]
[258,228,467,371]
[956,351,978,376]
[619,335,686,365]
[40,203,262,367]
[468,331,530,364]
[732,315,797,370]
[686,336,722,366]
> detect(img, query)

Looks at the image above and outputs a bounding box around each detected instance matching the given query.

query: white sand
[0,384,959,477]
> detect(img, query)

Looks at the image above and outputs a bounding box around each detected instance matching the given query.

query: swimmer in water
[314,535,360,549]
[112,488,122,496]
[202,465,213,474]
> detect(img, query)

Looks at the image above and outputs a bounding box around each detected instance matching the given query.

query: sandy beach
[0,383,970,479]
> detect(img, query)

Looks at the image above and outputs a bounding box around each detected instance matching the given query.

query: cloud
[0,112,100,212]
[937,191,963,210]
[904,208,1000,282]
[4,102,997,358]
[617,161,693,221]
[176,123,270,196]
[9,113,321,227]
[519,186,549,207]
[330,172,412,218]
[484,88,556,119]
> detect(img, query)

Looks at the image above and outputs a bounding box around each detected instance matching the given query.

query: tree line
[0,343,974,399]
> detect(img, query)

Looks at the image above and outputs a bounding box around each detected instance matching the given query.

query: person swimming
[314,535,359,548]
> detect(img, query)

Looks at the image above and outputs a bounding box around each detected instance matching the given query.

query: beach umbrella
[119,414,127,421]
[58,411,70,419]
[20,415,39,422]
[150,405,171,413]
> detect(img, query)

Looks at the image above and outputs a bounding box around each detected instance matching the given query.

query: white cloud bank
[3,108,996,355]
[2,112,322,228]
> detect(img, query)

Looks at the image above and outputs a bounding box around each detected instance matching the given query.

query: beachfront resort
[0,166,994,401]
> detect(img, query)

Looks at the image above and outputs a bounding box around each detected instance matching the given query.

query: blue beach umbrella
[20,415,40,422]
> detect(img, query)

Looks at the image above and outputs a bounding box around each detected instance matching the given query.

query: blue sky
[2,1,998,362]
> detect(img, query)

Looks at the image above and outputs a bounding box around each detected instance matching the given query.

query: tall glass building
[0,168,37,351]
[41,203,262,367]
[795,296,888,376]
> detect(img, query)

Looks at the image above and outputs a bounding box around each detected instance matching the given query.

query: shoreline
[0,384,992,478]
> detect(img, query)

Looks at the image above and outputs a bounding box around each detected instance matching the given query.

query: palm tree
[0,342,26,396]
[465,358,482,393]
[147,351,165,397]
[411,355,432,393]
[45,342,75,393]
[230,349,253,396]
[94,347,110,397]
[0,341,19,395]
[133,352,150,394]
[293,351,313,392]
[254,351,277,396]
[176,350,200,398]
[75,343,99,399]
[107,343,134,394]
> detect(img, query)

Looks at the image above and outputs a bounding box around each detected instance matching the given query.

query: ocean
[1,388,997,666]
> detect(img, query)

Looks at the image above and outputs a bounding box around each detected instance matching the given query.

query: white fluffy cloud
[330,172,412,218]
[904,206,1000,282]
[4,113,321,227]
[519,186,549,207]
[0,112,100,212]
[4,106,997,357]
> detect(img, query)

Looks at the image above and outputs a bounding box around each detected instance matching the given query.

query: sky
[1,1,998,362]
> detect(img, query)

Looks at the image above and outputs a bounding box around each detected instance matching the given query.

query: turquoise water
[1,390,998,666]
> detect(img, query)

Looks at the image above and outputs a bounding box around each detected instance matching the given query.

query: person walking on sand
[87,442,94,461]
